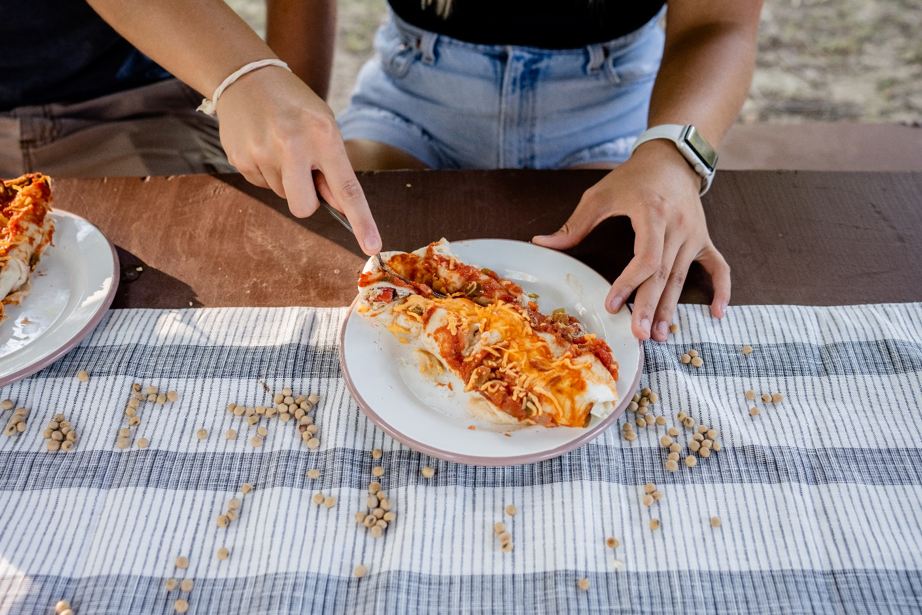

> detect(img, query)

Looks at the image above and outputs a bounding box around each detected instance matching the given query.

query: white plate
[0,210,119,386]
[339,239,642,466]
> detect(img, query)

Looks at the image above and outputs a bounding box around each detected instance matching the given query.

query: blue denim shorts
[338,11,664,169]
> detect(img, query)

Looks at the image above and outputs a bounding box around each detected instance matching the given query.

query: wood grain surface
[51,170,922,309]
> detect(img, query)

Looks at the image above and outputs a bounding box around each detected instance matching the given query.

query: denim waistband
[388,8,664,71]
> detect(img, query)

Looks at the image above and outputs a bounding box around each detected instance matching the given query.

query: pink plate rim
[337,241,644,467]
[0,210,120,388]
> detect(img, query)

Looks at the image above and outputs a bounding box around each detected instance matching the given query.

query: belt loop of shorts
[417,30,438,65]
[585,44,606,74]
[390,10,438,65]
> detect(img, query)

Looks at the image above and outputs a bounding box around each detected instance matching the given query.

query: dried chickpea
[115,438,129,450]
[55,600,71,613]
[175,556,189,569]
[750,407,760,416]
[742,345,753,355]
[307,438,320,450]
[119,427,131,438]
[167,390,179,402]
[307,394,320,404]
[745,390,756,400]
[354,565,368,578]
[644,483,656,494]
[324,496,337,509]
[0,400,13,411]
[156,394,167,405]
[372,448,383,459]
[501,541,513,553]
[681,354,691,364]
[228,498,241,510]
[505,505,517,516]
[383,511,396,522]
[307,469,320,479]
[660,435,673,447]
[61,441,75,452]
[699,447,711,458]
[677,412,687,422]
[655,416,666,426]
[146,386,158,395]
[706,429,718,440]
[174,599,189,613]
[165,578,178,591]
[625,432,637,442]
[684,417,694,429]
[129,416,141,427]
[712,441,722,452]
[494,522,506,534]
[669,443,681,454]
[667,427,679,437]
[372,466,385,477]
[652,490,663,500]
[711,516,722,527]
[606,537,619,549]
[196,428,207,440]
[137,437,150,449]
[216,515,228,528]
[247,416,259,426]
[642,494,653,506]
[251,436,264,448]
[217,547,229,560]
[312,493,325,505]
[772,393,784,403]
[77,370,90,382]
[667,452,679,461]
[691,357,703,368]
[650,519,660,530]
[698,425,708,435]
[368,481,381,494]
[257,426,268,437]
[644,415,655,426]
[685,456,698,468]
[665,460,679,472]
[578,578,590,591]
[688,349,698,358]
[669,323,680,334]
[226,429,237,440]
[370,526,383,539]
[180,579,193,592]
[761,394,771,403]
[649,392,659,404]
[225,510,238,522]
[693,433,704,442]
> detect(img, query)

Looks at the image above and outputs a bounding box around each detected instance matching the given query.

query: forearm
[648,7,761,145]
[267,0,336,100]
[86,0,280,98]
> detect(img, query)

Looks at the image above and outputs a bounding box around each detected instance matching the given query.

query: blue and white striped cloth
[1,303,921,614]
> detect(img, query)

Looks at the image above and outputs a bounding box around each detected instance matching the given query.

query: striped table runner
[1,303,921,614]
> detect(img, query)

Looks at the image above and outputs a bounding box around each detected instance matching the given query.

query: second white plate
[0,210,119,387]
[340,239,642,466]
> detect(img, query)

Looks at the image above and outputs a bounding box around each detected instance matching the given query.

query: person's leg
[23,79,234,177]
[344,139,428,171]
[0,116,24,178]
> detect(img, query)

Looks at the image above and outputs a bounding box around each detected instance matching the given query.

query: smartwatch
[630,124,718,196]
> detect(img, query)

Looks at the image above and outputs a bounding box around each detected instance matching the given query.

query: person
[0,1,235,178]
[85,0,760,342]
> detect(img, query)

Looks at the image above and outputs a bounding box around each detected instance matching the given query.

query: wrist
[630,139,701,194]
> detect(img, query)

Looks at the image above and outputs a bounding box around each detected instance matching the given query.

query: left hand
[532,140,731,342]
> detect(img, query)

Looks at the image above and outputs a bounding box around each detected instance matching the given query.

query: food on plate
[356,239,619,428]
[0,173,55,322]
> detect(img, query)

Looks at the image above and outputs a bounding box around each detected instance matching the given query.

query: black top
[387,0,666,49]
[0,1,170,112]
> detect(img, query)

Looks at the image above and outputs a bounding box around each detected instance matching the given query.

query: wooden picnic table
[53,170,922,308]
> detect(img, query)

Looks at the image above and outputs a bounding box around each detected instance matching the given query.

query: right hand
[215,66,381,255]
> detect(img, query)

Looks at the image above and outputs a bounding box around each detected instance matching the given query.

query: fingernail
[655,321,669,338]
[640,318,651,336]
[365,235,381,252]
[609,296,623,313]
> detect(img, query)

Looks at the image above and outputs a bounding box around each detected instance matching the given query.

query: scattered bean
[251,436,264,448]
[196,428,207,440]
[307,469,320,479]
[372,466,385,477]
[750,407,760,416]
[665,460,679,472]
[742,345,753,355]
[324,496,337,508]
[174,599,189,613]
[691,357,703,368]
[226,429,237,440]
[55,600,70,614]
[578,578,590,591]
[711,516,722,527]
[313,493,325,505]
[772,393,784,403]
[77,370,89,382]
[685,456,698,468]
[761,394,771,403]
[494,522,506,534]
[257,426,268,437]
[421,466,435,478]
[745,390,755,400]
[180,579,193,592]
[175,556,189,569]
[668,427,679,437]
[506,505,517,516]
[217,547,229,560]
[681,353,691,364]
[354,565,368,578]
[307,438,320,449]
[650,519,660,530]
[137,438,149,449]
[165,578,178,591]
[606,537,619,549]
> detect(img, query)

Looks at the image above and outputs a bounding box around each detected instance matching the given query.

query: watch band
[630,124,716,196]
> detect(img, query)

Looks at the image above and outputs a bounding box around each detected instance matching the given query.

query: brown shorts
[0,79,235,178]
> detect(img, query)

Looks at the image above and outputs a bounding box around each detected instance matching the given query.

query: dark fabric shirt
[0,1,171,112]
[387,0,666,49]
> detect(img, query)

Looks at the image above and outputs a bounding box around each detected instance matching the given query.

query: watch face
[684,126,718,171]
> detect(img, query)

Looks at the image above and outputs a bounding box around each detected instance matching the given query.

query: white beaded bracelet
[196,59,291,116]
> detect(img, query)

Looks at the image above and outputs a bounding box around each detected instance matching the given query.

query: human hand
[532,140,730,341]
[215,66,381,255]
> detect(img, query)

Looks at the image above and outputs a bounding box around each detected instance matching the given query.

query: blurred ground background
[227,0,922,124]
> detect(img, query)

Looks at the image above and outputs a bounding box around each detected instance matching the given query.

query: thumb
[532,203,598,251]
